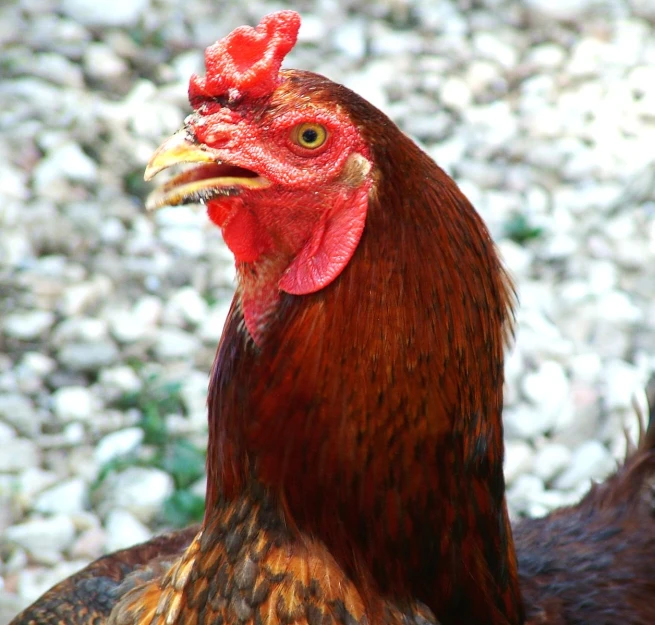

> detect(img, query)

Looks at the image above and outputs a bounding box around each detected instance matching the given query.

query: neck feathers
[206,122,522,624]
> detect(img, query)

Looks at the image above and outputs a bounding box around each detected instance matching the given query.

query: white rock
[569,353,602,383]
[441,77,472,110]
[504,440,534,484]
[5,516,76,563]
[32,142,98,191]
[466,60,502,95]
[94,427,144,466]
[506,474,545,514]
[296,13,327,43]
[497,240,533,279]
[153,204,204,229]
[473,32,518,68]
[0,164,29,201]
[163,287,209,327]
[97,467,174,523]
[52,386,97,422]
[2,545,28,575]
[57,341,119,371]
[19,352,56,377]
[170,51,204,83]
[100,217,127,244]
[104,509,152,553]
[0,421,15,443]
[527,43,566,68]
[342,60,390,112]
[524,488,583,518]
[158,227,206,257]
[108,310,155,344]
[542,234,578,260]
[83,42,128,82]
[332,18,367,60]
[600,359,643,411]
[504,403,553,440]
[51,317,108,346]
[533,444,573,483]
[631,0,655,19]
[0,230,33,268]
[33,478,87,515]
[59,277,113,316]
[63,422,86,444]
[98,366,142,393]
[554,440,615,490]
[3,311,55,340]
[198,301,232,344]
[70,526,107,560]
[134,296,163,326]
[180,370,210,421]
[153,328,202,360]
[129,99,184,142]
[60,0,151,27]
[15,468,59,500]
[31,52,84,88]
[0,437,39,472]
[522,360,573,432]
[190,475,207,499]
[594,290,642,325]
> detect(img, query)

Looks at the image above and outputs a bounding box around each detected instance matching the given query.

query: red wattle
[218,208,272,264]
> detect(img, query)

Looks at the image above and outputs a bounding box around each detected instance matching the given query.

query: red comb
[189,11,301,103]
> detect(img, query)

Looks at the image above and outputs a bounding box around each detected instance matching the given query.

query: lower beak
[144,129,270,211]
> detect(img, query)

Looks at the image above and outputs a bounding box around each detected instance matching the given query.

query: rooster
[10,11,655,625]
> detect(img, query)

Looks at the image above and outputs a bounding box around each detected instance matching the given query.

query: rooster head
[145,11,375,343]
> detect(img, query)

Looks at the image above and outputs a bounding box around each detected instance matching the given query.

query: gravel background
[2,0,655,621]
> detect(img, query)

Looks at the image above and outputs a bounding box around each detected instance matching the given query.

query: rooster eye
[291,122,328,150]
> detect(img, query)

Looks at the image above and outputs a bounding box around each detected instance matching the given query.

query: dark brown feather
[516,399,655,625]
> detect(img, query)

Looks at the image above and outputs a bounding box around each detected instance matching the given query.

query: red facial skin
[186,82,372,343]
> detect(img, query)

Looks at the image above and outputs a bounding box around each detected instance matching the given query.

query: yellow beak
[144,129,271,211]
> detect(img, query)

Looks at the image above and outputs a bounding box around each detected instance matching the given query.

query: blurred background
[1,0,655,621]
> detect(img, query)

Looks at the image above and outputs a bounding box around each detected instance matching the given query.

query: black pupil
[302,128,319,144]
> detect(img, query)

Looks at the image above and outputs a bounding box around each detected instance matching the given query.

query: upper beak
[144,129,218,181]
[144,129,271,211]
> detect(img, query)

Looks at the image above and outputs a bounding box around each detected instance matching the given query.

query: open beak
[144,129,271,211]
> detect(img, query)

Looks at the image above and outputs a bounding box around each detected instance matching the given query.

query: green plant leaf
[162,490,205,527]
[503,212,543,245]
[161,439,206,489]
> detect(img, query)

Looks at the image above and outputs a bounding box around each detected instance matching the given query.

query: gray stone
[51,386,97,422]
[4,516,76,564]
[153,328,202,360]
[83,43,128,82]
[60,0,151,27]
[504,440,534,484]
[162,287,208,327]
[98,366,142,394]
[96,467,174,523]
[94,427,144,466]
[57,341,119,372]
[33,478,87,515]
[533,444,573,483]
[0,438,40,472]
[3,311,55,340]
[522,360,573,433]
[554,441,615,491]
[104,509,152,553]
